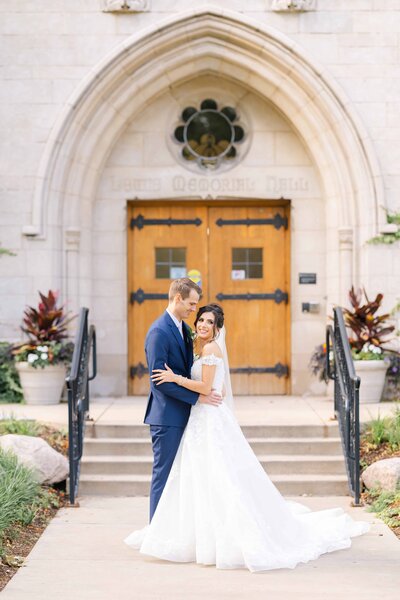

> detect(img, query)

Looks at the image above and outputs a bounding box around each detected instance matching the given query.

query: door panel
[128,204,208,394]
[208,206,290,395]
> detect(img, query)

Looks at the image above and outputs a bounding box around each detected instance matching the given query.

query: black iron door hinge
[216,289,288,304]
[130,362,149,379]
[130,214,202,230]
[130,288,169,305]
[215,214,287,230]
[230,363,289,378]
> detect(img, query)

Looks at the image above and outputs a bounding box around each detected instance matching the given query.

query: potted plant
[308,342,334,396]
[342,286,398,404]
[11,290,76,405]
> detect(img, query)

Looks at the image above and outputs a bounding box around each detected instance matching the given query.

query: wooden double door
[127,201,291,396]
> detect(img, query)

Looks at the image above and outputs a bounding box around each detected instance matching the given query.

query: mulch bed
[36,423,69,456]
[360,439,400,470]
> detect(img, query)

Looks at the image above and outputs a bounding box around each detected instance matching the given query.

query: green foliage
[363,405,400,450]
[366,487,400,529]
[0,414,39,436]
[367,231,400,245]
[0,448,41,552]
[0,342,23,403]
[12,340,74,369]
[367,212,400,245]
[0,245,16,257]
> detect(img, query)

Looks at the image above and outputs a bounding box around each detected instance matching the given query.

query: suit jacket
[144,311,199,427]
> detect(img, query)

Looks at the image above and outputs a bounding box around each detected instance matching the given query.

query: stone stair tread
[84,438,150,443]
[246,437,341,442]
[84,436,341,444]
[81,454,344,462]
[80,474,151,482]
[79,473,347,482]
[252,454,344,462]
[82,455,153,462]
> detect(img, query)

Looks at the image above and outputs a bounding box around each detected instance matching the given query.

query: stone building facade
[0,0,399,396]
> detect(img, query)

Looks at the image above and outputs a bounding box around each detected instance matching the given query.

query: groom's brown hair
[169,277,202,301]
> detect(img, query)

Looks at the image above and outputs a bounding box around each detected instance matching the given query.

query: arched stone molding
[23,6,386,305]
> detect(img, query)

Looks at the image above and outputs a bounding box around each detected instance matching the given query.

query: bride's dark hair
[194,303,224,338]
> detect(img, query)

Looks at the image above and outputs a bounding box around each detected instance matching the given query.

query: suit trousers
[149,424,185,521]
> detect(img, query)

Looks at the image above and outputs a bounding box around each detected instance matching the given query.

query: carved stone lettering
[172,176,256,194]
[111,177,161,192]
[265,176,309,193]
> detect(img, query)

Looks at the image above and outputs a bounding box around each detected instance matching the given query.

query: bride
[124,303,370,572]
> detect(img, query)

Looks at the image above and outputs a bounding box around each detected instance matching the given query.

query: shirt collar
[166,308,182,331]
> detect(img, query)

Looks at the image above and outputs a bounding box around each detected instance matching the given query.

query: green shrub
[363,404,400,450]
[0,342,23,404]
[0,448,40,549]
[366,487,400,529]
[0,414,39,436]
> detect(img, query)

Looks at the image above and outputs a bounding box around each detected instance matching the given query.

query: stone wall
[0,1,399,395]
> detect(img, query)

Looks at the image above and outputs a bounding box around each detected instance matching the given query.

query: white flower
[27,354,38,363]
[37,345,48,352]
[40,353,48,360]
[372,346,382,354]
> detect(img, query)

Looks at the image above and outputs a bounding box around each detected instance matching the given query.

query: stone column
[338,227,353,308]
[65,228,81,335]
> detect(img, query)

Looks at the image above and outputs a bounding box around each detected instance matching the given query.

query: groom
[144,277,222,520]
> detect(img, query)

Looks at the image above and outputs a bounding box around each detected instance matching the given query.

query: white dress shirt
[166,308,184,339]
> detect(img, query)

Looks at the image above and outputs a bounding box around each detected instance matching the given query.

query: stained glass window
[174,99,245,170]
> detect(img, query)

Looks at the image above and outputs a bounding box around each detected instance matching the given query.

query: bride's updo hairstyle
[194,303,224,340]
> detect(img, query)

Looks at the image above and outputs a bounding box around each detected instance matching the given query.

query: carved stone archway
[23,6,385,309]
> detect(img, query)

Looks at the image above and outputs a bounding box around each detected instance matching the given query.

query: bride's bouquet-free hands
[151,364,223,407]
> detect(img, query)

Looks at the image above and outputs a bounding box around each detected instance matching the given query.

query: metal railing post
[66,308,97,506]
[326,307,361,505]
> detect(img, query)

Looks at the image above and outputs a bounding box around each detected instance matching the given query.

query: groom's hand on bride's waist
[198,391,223,407]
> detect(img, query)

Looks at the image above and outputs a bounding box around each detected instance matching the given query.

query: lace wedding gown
[124,354,370,572]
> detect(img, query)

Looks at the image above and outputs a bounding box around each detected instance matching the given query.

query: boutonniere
[187,326,197,342]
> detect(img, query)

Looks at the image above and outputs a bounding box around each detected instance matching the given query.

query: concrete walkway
[1,495,399,600]
[1,396,399,598]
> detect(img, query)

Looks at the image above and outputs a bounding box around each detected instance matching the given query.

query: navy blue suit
[144,311,199,520]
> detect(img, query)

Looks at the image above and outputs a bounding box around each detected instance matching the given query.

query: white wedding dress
[124,354,370,572]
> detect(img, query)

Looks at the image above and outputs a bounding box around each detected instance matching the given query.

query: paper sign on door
[231,270,246,280]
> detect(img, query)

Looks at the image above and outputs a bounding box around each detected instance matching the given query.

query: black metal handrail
[66,307,97,505]
[326,307,361,505]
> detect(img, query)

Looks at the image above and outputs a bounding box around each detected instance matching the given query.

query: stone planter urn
[353,360,388,404]
[15,362,66,405]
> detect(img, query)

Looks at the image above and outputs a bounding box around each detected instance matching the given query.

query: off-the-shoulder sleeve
[202,353,222,366]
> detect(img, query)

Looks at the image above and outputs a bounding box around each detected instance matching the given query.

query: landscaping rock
[0,434,68,484]
[362,457,400,492]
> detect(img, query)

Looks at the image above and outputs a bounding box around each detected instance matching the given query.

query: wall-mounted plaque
[299,273,317,284]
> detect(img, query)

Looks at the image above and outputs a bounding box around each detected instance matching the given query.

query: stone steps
[78,423,348,497]
[81,454,346,475]
[83,436,343,456]
[78,473,349,496]
[85,423,340,439]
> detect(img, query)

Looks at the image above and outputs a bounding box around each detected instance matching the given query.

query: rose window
[173,99,246,170]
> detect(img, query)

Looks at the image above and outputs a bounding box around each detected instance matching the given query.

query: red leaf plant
[342,286,396,353]
[19,290,75,343]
